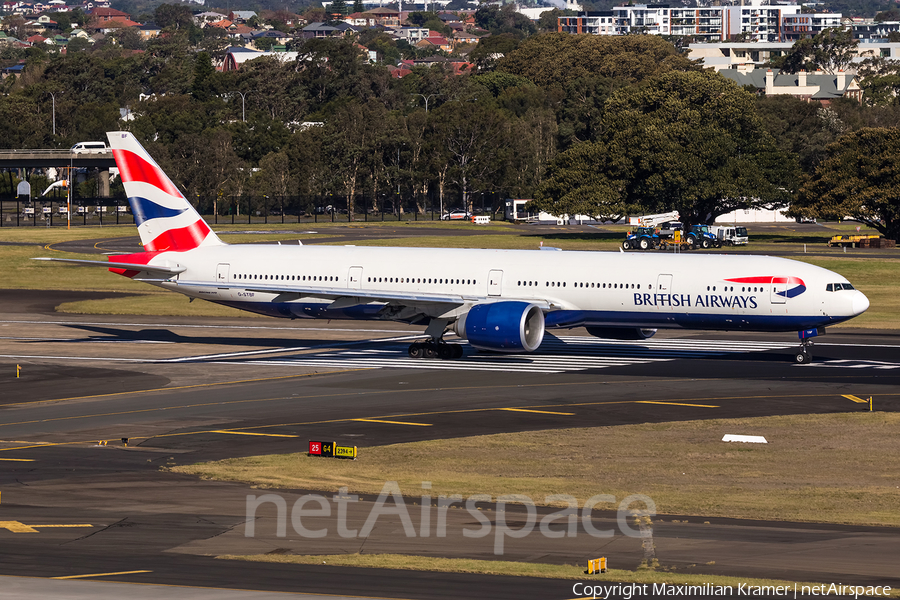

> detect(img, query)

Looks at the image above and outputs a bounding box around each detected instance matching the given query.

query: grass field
[2,222,898,326]
[219,553,862,592]
[172,412,900,527]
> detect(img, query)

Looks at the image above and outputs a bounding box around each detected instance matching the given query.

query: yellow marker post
[870,397,873,412]
[587,557,608,574]
[16,364,20,378]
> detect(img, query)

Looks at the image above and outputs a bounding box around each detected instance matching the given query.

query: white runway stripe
[230,337,794,374]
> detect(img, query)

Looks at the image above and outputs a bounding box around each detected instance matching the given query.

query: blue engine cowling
[455,301,545,353]
[586,326,657,341]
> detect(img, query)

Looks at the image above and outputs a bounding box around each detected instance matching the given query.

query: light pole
[48,91,58,136]
[416,93,439,113]
[236,91,249,122]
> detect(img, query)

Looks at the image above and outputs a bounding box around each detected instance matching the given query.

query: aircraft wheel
[438,344,455,360]
[452,345,464,359]
[423,343,439,359]
[622,240,631,250]
[408,343,424,359]
[795,351,811,364]
[639,238,650,250]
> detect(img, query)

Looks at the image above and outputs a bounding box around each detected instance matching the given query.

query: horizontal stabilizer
[33,257,186,275]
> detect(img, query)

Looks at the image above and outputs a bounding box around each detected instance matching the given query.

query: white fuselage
[143,244,868,333]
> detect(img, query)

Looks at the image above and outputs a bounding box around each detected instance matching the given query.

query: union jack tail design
[107,131,223,253]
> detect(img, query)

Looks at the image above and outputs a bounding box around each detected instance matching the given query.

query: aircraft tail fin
[106,131,223,252]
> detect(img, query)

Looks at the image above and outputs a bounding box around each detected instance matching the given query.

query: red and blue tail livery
[107,132,222,253]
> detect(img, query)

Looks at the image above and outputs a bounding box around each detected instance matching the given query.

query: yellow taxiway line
[51,570,152,580]
[352,418,432,427]
[499,408,575,415]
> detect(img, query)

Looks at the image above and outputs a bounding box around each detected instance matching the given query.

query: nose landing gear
[795,328,824,364]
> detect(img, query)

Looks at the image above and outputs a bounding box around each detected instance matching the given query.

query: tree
[66,37,93,53]
[191,51,216,101]
[497,33,698,89]
[778,27,857,74]
[353,0,364,13]
[328,0,348,18]
[430,100,508,214]
[797,128,900,239]
[155,4,194,30]
[533,71,795,225]
[468,33,520,71]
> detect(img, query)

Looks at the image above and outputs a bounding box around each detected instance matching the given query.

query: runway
[0,289,898,599]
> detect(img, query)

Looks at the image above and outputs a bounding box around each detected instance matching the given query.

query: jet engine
[455,301,545,353]
[586,326,657,341]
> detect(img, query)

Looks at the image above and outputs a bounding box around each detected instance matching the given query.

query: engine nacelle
[586,326,657,341]
[455,302,545,353]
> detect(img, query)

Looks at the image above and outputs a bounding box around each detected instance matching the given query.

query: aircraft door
[657,274,673,310]
[771,278,787,304]
[348,266,363,290]
[216,263,230,287]
[488,270,503,297]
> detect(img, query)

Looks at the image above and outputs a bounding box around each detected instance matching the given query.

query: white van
[71,141,109,154]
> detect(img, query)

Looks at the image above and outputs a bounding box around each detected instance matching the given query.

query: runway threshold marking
[352,418,432,426]
[51,570,152,580]
[0,521,93,533]
[499,408,575,415]
[211,430,298,438]
[841,394,869,403]
[635,401,719,408]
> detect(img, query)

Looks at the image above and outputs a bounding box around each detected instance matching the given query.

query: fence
[0,192,508,227]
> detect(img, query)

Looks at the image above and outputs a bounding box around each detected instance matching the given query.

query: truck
[711,225,748,246]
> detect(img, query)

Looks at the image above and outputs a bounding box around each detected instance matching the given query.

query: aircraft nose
[852,291,870,316]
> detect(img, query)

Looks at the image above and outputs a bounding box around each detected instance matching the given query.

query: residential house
[88,7,131,22]
[362,7,400,27]
[137,22,160,39]
[388,26,429,44]
[415,31,451,53]
[194,11,227,24]
[229,10,256,23]
[300,22,340,38]
[222,46,298,71]
[719,66,863,103]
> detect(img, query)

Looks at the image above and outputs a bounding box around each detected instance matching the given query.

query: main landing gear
[408,341,464,360]
[795,338,813,364]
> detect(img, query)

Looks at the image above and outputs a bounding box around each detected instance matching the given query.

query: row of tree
[1,25,900,236]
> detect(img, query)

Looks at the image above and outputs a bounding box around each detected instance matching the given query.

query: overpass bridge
[0,149,117,169]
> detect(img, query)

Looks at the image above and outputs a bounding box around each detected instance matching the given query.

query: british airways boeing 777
[37,132,869,364]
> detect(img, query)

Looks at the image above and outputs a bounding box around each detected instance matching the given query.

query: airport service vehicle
[627,211,679,228]
[622,227,661,251]
[657,221,682,239]
[711,226,749,246]
[36,132,869,364]
[686,224,719,249]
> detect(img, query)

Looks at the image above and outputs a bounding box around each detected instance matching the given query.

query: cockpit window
[827,283,855,292]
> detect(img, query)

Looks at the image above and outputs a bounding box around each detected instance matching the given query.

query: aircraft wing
[176,279,558,310]
[33,257,186,276]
